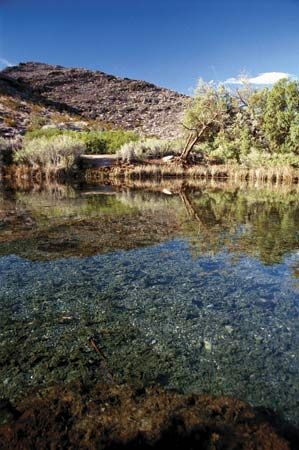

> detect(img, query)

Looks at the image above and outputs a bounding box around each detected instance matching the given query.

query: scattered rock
[225,325,234,334]
[57,121,90,131]
[162,155,175,162]
[204,339,212,352]
[41,124,57,130]
[162,188,173,195]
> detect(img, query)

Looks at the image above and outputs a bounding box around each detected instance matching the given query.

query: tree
[180,80,234,162]
[179,77,299,165]
[263,79,299,153]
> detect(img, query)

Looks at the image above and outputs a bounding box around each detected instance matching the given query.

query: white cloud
[224,72,295,85]
[0,57,13,69]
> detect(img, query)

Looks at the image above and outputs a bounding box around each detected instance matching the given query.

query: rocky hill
[1,62,187,138]
[0,71,83,138]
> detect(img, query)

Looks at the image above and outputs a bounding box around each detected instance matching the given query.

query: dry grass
[3,116,18,127]
[1,164,72,184]
[4,161,299,187]
[0,96,20,110]
[86,163,299,185]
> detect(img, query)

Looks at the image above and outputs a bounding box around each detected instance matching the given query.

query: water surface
[0,181,298,423]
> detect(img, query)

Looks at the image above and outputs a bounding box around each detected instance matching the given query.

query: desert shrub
[118,138,183,162]
[28,114,48,130]
[3,116,18,127]
[14,135,86,170]
[0,137,11,152]
[24,129,139,154]
[118,141,135,162]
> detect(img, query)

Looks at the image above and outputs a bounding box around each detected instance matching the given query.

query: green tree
[180,80,234,162]
[180,77,299,166]
[263,79,299,153]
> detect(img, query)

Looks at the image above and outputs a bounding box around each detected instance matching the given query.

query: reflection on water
[0,181,299,423]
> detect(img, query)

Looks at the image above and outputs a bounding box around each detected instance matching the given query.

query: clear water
[0,182,299,423]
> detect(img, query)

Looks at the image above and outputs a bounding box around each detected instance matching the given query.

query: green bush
[100,130,139,153]
[240,150,299,168]
[28,114,48,130]
[76,131,107,154]
[25,128,63,141]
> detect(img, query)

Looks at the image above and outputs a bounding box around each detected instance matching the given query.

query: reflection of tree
[1,182,299,267]
[179,190,203,223]
[180,189,220,227]
[179,188,299,265]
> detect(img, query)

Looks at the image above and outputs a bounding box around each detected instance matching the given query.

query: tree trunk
[179,125,209,163]
[179,133,199,162]
[180,114,219,163]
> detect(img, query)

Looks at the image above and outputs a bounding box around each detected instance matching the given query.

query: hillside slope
[0,71,84,138]
[1,62,187,138]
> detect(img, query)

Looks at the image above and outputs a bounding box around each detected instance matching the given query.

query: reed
[4,161,299,186]
[86,163,299,185]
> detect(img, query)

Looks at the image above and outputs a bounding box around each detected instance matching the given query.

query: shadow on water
[0,178,299,427]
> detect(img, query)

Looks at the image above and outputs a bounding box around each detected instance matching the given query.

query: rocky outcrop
[2,62,187,138]
[0,72,82,138]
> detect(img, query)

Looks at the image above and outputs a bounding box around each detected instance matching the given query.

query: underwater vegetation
[0,181,298,426]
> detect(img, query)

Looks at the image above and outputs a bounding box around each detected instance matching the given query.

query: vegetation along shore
[1,63,299,184]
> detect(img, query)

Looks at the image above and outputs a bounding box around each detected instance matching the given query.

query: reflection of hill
[0,185,181,260]
[0,182,299,266]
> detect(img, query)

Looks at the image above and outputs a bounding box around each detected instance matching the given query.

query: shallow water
[0,182,299,423]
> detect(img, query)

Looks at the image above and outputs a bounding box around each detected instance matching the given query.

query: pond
[0,180,298,424]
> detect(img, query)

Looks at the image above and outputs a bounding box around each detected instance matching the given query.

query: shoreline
[2,161,299,185]
[87,163,299,184]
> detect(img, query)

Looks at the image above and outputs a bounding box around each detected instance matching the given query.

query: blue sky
[1,0,299,93]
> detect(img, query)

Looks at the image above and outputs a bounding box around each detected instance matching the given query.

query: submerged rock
[0,382,297,449]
